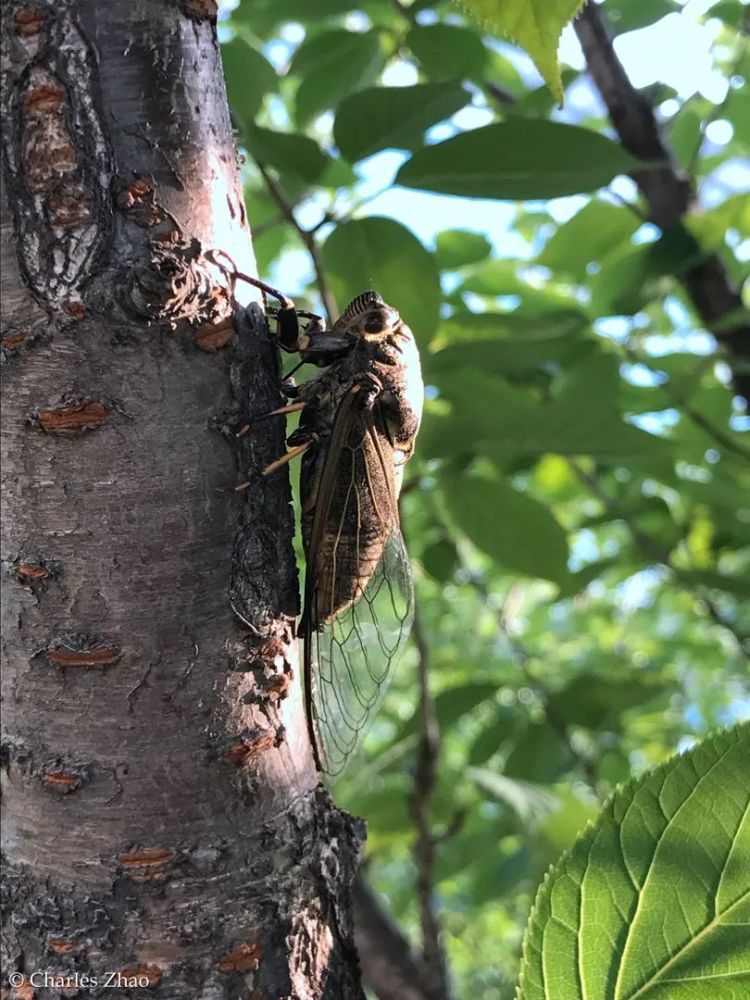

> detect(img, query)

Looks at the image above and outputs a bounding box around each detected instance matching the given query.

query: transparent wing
[301,388,414,776]
[306,530,414,776]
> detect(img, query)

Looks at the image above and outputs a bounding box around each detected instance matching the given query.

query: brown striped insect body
[232,273,423,774]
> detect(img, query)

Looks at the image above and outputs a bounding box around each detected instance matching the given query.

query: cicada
[236,275,423,775]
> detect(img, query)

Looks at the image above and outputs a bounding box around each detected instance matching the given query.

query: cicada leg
[262,440,313,477]
[235,400,307,438]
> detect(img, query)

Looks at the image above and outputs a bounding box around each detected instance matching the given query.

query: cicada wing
[305,529,414,776]
[301,386,414,776]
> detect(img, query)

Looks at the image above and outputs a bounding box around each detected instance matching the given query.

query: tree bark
[1,2,365,998]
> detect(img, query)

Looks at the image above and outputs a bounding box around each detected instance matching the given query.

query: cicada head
[334,290,403,342]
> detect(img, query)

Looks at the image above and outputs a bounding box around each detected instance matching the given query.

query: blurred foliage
[219,0,749,995]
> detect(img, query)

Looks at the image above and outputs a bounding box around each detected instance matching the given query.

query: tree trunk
[1,3,365,998]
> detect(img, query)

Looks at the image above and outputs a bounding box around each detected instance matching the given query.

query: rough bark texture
[1,2,365,998]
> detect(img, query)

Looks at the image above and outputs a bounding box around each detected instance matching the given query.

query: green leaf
[322,217,441,342]
[245,125,330,183]
[589,228,704,317]
[675,570,750,600]
[427,322,589,377]
[686,194,750,250]
[468,769,559,827]
[406,24,489,81]
[469,707,526,765]
[291,30,385,126]
[517,723,750,1000]
[396,121,641,200]
[435,230,493,270]
[706,0,750,29]
[550,672,667,729]
[444,474,569,584]
[537,199,641,280]
[452,0,587,103]
[456,261,582,313]
[504,722,576,783]
[421,362,671,463]
[434,682,499,729]
[221,37,277,126]
[334,83,470,162]
[421,537,460,581]
[604,0,681,34]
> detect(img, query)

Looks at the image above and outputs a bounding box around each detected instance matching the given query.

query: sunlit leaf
[517,723,750,999]
[452,0,587,103]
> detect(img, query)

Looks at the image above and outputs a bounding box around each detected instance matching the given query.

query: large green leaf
[221,37,277,126]
[245,125,330,183]
[291,30,385,125]
[444,474,570,584]
[322,217,441,342]
[452,0,587,103]
[334,83,470,162]
[537,199,641,280]
[396,121,641,200]
[517,723,750,999]
[406,23,489,81]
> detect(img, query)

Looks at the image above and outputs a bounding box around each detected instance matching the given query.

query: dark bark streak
[2,2,366,997]
[575,2,750,408]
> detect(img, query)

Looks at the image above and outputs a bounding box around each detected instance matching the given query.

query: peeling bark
[1,2,365,998]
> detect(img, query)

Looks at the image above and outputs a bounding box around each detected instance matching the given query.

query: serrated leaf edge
[515,721,750,999]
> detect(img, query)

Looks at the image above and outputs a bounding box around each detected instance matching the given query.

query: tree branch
[410,606,453,1000]
[253,160,339,325]
[353,876,445,1000]
[574,1,750,408]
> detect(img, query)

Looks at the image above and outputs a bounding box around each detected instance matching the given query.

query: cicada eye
[364,312,385,333]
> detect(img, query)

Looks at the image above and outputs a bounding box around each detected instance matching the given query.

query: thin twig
[253,159,338,325]
[409,605,452,1000]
